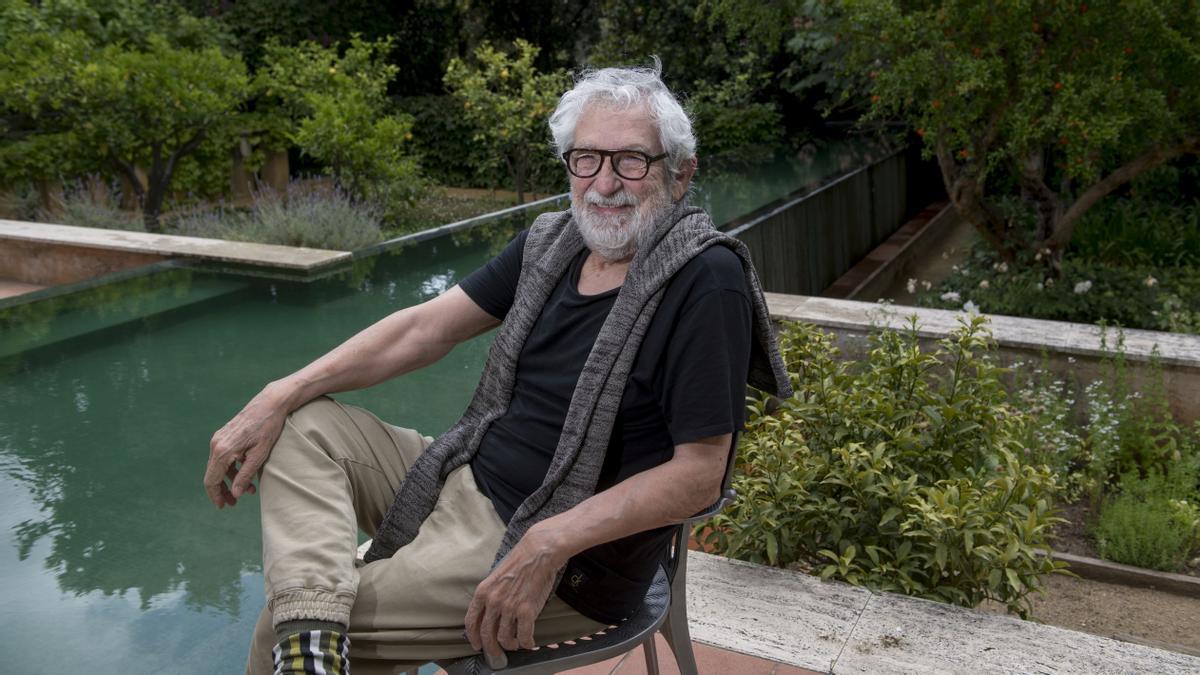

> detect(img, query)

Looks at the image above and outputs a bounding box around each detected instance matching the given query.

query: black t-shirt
[459,229,752,623]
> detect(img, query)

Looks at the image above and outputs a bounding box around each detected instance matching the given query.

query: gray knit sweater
[363,199,792,565]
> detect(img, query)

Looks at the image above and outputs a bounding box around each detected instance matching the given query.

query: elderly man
[204,62,790,674]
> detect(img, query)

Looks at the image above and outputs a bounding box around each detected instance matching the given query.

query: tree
[0,0,247,231]
[444,40,570,203]
[255,35,422,220]
[832,0,1200,271]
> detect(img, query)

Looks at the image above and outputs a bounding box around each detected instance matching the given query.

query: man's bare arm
[465,433,729,659]
[203,286,499,508]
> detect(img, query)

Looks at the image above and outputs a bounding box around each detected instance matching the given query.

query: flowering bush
[916,190,1200,334]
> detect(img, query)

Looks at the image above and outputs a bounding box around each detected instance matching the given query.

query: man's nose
[591,159,623,195]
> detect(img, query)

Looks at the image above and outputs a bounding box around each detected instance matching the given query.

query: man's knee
[286,396,344,434]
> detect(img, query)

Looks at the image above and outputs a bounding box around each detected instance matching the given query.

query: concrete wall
[0,238,167,286]
[766,293,1200,426]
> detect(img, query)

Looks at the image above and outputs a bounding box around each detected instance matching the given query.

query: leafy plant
[700,317,1065,616]
[830,0,1200,273]
[255,35,423,223]
[444,40,570,204]
[1092,469,1200,571]
[1,1,249,232]
[170,181,382,250]
[687,59,783,158]
[40,179,141,231]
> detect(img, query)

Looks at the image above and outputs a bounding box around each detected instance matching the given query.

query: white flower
[963,300,980,314]
[906,278,918,294]
[941,291,961,303]
[1035,282,1044,291]
[922,280,932,290]
[979,280,990,289]
[1145,275,1158,287]
[1074,280,1093,294]
[1045,278,1055,287]
[994,262,1009,274]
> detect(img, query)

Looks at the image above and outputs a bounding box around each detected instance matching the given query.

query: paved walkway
[680,552,1200,674]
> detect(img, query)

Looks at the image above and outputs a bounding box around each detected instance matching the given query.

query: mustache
[584,190,637,207]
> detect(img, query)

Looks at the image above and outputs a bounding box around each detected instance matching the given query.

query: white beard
[572,184,673,261]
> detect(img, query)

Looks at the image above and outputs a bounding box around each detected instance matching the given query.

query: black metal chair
[437,437,739,675]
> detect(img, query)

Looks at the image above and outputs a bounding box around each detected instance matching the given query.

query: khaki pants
[246,397,604,674]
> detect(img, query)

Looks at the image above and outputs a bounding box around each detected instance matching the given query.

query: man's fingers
[464,596,483,650]
[497,614,519,651]
[517,611,537,650]
[202,448,236,507]
[230,447,266,498]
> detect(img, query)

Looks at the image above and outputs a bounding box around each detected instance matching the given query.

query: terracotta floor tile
[561,652,628,674]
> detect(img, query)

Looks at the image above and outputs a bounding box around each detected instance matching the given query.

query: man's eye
[616,154,645,170]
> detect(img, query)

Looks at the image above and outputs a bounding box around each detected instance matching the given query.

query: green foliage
[444,40,571,203]
[701,317,1065,615]
[1,1,248,231]
[41,179,141,231]
[687,61,783,158]
[395,95,487,188]
[255,35,423,223]
[171,182,382,251]
[1092,470,1200,572]
[918,247,1200,335]
[916,188,1200,335]
[1008,361,1086,501]
[832,0,1200,265]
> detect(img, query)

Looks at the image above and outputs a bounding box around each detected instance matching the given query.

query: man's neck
[577,250,631,295]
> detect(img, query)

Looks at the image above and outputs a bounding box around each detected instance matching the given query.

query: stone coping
[0,219,350,271]
[765,292,1200,370]
[686,551,1200,674]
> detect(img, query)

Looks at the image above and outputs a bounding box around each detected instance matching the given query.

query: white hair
[549,57,696,175]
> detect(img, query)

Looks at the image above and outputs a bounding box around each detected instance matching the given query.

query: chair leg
[660,600,698,675]
[642,635,660,675]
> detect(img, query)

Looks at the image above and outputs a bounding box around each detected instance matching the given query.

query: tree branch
[1048,134,1200,250]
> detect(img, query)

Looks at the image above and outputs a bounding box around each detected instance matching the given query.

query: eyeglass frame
[561,148,669,181]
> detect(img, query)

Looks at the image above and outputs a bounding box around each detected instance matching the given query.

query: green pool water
[0,140,874,673]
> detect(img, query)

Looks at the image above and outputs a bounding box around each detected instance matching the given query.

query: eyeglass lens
[568,150,651,180]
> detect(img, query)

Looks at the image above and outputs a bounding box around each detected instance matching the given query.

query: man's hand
[465,528,564,663]
[203,384,293,508]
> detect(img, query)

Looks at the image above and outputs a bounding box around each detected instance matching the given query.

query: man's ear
[671,156,698,201]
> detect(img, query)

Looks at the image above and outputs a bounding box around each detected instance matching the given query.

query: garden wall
[765,293,1200,426]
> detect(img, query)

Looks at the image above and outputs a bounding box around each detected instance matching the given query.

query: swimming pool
[0,140,877,673]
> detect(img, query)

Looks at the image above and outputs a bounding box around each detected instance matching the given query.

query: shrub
[1092,470,1200,571]
[39,180,141,231]
[169,182,383,251]
[700,317,1065,616]
[916,245,1200,335]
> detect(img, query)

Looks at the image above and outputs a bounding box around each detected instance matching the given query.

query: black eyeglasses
[562,148,668,180]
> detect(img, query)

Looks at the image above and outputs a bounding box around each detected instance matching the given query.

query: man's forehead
[574,103,661,151]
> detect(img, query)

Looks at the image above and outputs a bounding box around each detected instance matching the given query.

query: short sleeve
[458,229,529,320]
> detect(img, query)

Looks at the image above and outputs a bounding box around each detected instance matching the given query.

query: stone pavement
[679,552,1200,674]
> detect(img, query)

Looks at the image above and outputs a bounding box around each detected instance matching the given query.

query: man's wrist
[524,521,574,568]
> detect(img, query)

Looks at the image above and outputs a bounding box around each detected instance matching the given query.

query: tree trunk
[261,149,289,194]
[36,178,64,217]
[230,139,253,204]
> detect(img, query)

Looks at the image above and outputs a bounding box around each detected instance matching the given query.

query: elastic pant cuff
[270,589,355,629]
